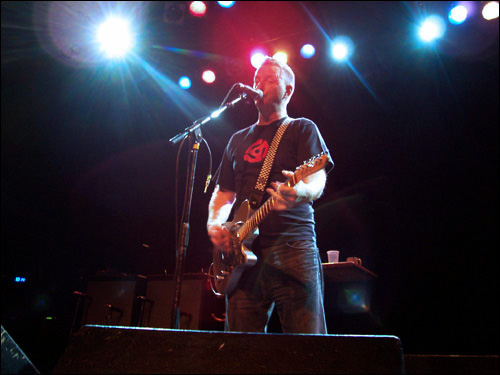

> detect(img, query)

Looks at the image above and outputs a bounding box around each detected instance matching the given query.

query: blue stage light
[418,15,446,42]
[300,44,316,59]
[331,36,354,62]
[218,1,235,8]
[178,76,192,89]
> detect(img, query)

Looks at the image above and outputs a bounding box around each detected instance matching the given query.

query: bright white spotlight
[250,51,267,69]
[418,15,446,42]
[449,4,468,24]
[482,1,499,20]
[332,43,348,60]
[331,36,353,62]
[96,16,134,58]
[272,51,288,65]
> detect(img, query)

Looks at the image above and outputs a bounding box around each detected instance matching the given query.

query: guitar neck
[235,152,328,242]
[237,176,298,240]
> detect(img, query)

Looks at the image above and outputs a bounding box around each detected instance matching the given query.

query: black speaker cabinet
[83,274,147,327]
[144,273,225,330]
[53,325,404,374]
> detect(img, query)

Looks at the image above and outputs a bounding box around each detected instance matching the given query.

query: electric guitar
[209,152,329,296]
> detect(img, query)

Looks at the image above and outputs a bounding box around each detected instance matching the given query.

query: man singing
[207,56,334,333]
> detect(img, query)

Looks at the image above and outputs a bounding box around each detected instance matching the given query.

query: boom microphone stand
[168,92,247,329]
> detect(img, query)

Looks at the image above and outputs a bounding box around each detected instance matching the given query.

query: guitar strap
[249,117,292,209]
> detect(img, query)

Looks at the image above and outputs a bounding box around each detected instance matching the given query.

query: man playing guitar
[207,56,334,334]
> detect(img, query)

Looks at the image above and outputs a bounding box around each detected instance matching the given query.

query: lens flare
[96,17,134,58]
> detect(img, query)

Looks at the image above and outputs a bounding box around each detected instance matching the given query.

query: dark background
[2,1,498,371]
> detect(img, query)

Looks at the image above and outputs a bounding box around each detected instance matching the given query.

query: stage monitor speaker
[53,325,404,374]
[83,274,147,327]
[1,325,39,374]
[144,273,224,330]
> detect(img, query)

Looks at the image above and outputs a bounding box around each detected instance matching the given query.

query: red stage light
[189,1,207,17]
[202,70,216,84]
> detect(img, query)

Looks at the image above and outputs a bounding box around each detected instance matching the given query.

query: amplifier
[83,274,147,327]
[144,273,224,330]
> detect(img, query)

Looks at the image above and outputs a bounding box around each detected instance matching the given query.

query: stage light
[418,15,446,42]
[272,51,288,65]
[332,43,347,60]
[189,1,207,17]
[331,36,353,62]
[449,4,468,24]
[250,51,267,69]
[96,16,135,58]
[218,1,235,8]
[178,76,192,89]
[202,70,216,84]
[482,1,499,20]
[300,44,316,58]
[164,2,186,24]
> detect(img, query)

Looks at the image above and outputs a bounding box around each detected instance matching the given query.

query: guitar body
[209,153,329,296]
[211,199,258,296]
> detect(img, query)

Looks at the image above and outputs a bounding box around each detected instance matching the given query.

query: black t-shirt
[217,117,334,247]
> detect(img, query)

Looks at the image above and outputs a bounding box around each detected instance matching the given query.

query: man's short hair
[260,56,295,98]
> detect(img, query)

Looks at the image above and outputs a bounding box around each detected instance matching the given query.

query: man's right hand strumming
[207,224,231,253]
[207,184,236,253]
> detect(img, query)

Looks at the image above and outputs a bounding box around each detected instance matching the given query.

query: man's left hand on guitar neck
[266,169,327,211]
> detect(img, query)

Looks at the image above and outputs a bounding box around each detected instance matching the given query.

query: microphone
[236,83,263,100]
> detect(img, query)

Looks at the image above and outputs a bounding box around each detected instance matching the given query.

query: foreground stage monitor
[53,325,404,374]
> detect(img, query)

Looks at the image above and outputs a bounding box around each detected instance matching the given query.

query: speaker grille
[54,325,404,374]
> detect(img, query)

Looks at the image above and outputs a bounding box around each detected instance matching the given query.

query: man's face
[253,64,286,105]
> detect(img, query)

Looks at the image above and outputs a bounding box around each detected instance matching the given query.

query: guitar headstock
[293,152,329,183]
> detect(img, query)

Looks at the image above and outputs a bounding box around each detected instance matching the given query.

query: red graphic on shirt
[244,139,269,163]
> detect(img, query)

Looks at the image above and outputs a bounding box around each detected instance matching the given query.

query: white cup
[327,250,340,263]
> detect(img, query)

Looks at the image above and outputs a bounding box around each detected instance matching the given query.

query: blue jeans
[225,239,327,334]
